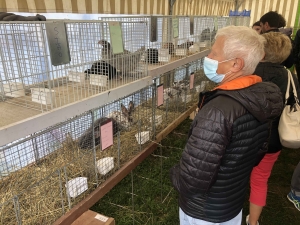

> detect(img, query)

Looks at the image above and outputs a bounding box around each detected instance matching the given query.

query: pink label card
[190,73,194,89]
[100,121,113,150]
[157,84,164,106]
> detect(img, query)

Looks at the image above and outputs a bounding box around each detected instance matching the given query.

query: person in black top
[246,31,300,225]
[293,29,300,84]
[260,11,294,68]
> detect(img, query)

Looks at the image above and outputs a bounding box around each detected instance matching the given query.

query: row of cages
[226,16,251,27]
[0,15,244,117]
[0,58,216,225]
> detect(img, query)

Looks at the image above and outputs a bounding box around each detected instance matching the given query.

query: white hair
[215,26,266,75]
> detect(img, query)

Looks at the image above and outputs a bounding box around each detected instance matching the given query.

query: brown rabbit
[108,101,135,129]
[121,101,134,122]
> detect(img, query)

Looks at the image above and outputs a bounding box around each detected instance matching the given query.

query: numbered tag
[45,21,71,66]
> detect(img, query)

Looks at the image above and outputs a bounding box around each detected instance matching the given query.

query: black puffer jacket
[170,81,283,223]
[294,29,300,66]
[254,62,300,153]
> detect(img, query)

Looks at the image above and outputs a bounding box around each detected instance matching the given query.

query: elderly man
[170,26,283,225]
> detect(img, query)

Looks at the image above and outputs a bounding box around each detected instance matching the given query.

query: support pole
[169,0,176,15]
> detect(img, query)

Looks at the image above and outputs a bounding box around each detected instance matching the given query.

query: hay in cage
[0,144,98,225]
[0,69,213,224]
[0,104,158,224]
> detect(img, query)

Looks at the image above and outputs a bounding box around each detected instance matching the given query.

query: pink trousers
[249,151,281,206]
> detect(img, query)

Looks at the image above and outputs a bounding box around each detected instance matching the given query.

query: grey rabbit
[98,40,145,74]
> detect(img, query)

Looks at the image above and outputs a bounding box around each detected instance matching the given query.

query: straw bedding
[0,70,213,225]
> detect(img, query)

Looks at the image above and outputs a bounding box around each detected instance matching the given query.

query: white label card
[95,214,109,222]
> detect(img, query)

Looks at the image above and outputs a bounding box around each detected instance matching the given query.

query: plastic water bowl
[135,131,150,145]
[96,157,114,175]
[65,177,88,198]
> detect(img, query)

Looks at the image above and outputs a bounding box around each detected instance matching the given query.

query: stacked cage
[88,59,216,225]
[0,53,214,224]
[226,16,251,26]
[0,20,147,117]
[193,16,230,48]
[100,16,213,69]
[0,84,156,224]
[0,14,220,225]
[227,10,251,27]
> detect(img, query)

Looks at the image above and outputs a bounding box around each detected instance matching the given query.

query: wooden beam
[53,103,198,225]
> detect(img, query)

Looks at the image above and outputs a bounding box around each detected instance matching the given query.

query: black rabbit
[78,117,119,150]
[84,60,117,80]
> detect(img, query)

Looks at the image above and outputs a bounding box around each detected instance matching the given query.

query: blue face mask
[203,57,233,83]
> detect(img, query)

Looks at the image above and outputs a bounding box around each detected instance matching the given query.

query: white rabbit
[189,43,200,53]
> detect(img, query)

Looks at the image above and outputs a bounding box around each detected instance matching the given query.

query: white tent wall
[239,0,299,29]
[172,0,299,28]
[0,0,298,27]
[173,0,234,17]
[0,0,170,15]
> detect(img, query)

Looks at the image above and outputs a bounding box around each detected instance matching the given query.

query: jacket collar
[198,75,262,109]
[215,75,262,91]
[265,28,280,33]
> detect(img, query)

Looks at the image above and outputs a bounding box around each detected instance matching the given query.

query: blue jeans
[179,208,242,225]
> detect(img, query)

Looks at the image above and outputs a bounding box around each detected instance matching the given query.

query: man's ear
[265,22,270,29]
[231,58,244,72]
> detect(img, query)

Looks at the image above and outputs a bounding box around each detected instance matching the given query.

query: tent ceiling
[0,0,298,27]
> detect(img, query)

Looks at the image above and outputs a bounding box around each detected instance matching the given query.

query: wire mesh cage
[226,16,251,27]
[0,83,158,175]
[193,16,230,47]
[193,16,215,47]
[0,82,158,224]
[153,58,214,135]
[0,20,148,118]
[91,62,215,225]
[100,16,211,69]
[0,63,213,225]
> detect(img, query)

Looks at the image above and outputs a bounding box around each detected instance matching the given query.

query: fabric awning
[0,0,299,28]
